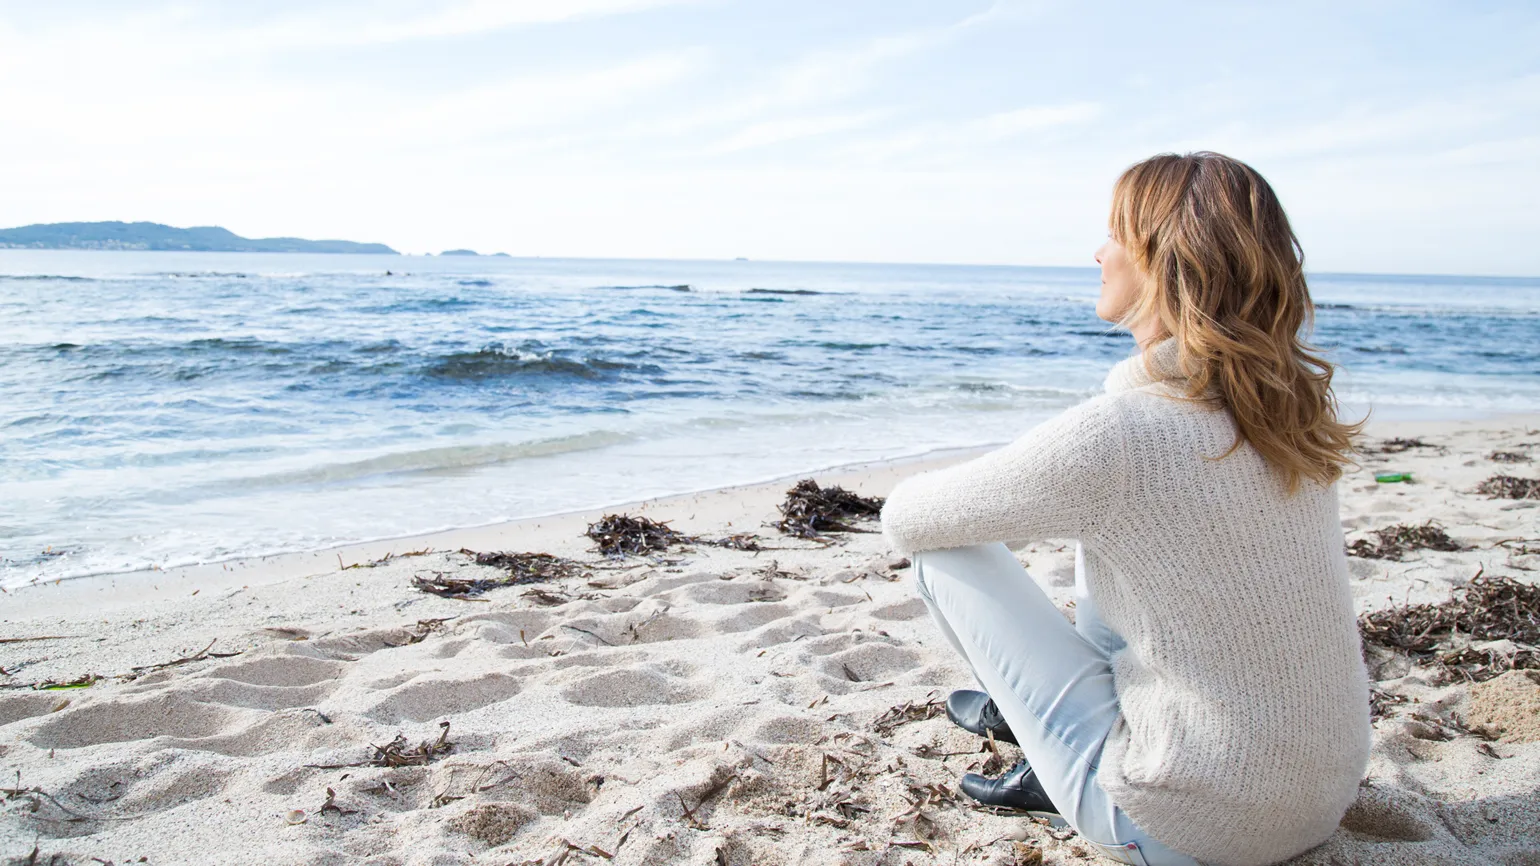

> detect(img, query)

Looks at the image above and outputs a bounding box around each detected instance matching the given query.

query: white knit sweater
[880,340,1370,866]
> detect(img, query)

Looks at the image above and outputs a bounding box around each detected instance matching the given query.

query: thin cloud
[698,111,890,155]
[974,103,1104,139]
[234,0,704,51]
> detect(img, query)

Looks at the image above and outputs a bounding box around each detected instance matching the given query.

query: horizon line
[2,246,1536,282]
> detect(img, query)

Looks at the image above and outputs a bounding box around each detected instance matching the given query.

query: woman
[879,152,1370,866]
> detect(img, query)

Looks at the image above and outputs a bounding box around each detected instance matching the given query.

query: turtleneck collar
[1104,337,1188,395]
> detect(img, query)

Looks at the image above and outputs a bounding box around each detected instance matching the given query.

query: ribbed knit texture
[880,340,1370,866]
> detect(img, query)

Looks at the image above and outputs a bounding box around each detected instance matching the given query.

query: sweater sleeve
[879,395,1128,554]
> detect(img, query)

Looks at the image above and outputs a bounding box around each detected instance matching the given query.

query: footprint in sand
[871,597,929,621]
[674,579,787,606]
[555,606,706,646]
[45,751,232,833]
[29,693,242,749]
[161,708,336,758]
[365,672,523,724]
[808,589,865,608]
[820,642,922,683]
[747,714,824,744]
[0,692,69,727]
[206,654,347,687]
[1336,787,1438,843]
[561,667,703,707]
[711,602,795,635]
[178,678,335,712]
[459,610,558,644]
[733,616,825,651]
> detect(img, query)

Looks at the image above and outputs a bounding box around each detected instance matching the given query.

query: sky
[0,1,1536,275]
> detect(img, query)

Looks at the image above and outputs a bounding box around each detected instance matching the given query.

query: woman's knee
[910,550,937,602]
[911,543,1015,601]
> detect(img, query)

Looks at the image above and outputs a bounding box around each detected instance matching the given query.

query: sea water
[2,251,1537,587]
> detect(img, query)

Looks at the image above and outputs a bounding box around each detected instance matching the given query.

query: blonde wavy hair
[1110,151,1361,492]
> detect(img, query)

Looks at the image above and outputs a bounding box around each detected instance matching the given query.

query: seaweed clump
[705,533,764,552]
[775,479,885,539]
[372,721,454,767]
[413,551,585,598]
[1359,573,1540,683]
[1488,450,1531,463]
[1366,437,1438,454]
[873,694,945,737]
[586,514,689,557]
[1347,521,1465,560]
[1475,474,1540,500]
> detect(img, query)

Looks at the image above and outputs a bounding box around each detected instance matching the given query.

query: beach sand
[2,416,1537,865]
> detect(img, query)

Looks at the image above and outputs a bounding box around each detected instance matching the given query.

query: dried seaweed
[894,778,961,849]
[386,618,453,647]
[1365,437,1438,454]
[586,514,690,557]
[1475,474,1540,500]
[373,722,454,767]
[872,693,945,737]
[1497,538,1540,557]
[1368,688,1409,721]
[1435,644,1538,683]
[10,643,238,692]
[124,640,241,680]
[1489,451,1532,463]
[32,675,100,691]
[340,547,432,569]
[774,479,884,539]
[319,786,356,816]
[414,551,586,598]
[523,588,570,606]
[1359,573,1540,682]
[459,549,581,577]
[1347,521,1465,560]
[310,722,455,770]
[703,533,765,552]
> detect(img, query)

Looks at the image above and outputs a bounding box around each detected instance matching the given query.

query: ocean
[2,251,1537,588]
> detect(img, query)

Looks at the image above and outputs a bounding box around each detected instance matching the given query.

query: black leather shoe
[959,760,1060,817]
[946,689,1018,745]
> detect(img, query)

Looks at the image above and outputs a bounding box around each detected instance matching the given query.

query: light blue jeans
[913,543,1204,866]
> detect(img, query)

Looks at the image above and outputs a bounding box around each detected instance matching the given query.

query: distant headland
[0,221,398,254]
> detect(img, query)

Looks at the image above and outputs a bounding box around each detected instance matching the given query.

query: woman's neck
[1131,320,1166,351]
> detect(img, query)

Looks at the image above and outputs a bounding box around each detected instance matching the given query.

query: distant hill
[0,221,398,254]
[439,249,479,256]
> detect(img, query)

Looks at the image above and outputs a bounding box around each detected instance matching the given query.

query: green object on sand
[1375,472,1413,483]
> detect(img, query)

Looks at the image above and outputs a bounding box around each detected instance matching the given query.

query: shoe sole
[1028,811,1068,828]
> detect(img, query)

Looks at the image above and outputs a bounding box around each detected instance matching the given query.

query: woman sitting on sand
[880,152,1370,866]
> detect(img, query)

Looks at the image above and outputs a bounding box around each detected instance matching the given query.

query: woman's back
[882,340,1371,864]
[1091,349,1370,861]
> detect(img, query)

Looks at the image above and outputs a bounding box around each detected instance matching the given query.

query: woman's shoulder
[1100,385,1238,443]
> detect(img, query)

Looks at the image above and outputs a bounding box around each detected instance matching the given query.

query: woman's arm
[879,395,1129,555]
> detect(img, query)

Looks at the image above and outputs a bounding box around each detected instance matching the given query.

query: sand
[1,416,1537,865]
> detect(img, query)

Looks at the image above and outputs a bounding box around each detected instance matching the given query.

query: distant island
[439,249,479,256]
[0,221,398,254]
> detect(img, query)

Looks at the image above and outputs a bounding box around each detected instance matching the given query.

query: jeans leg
[913,543,1122,842]
[913,544,1203,866]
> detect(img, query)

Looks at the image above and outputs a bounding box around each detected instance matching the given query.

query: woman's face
[1094,234,1139,324]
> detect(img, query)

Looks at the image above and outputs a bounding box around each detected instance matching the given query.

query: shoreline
[0,412,1536,864]
[6,410,1537,620]
[0,446,993,622]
